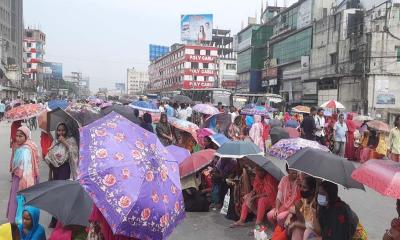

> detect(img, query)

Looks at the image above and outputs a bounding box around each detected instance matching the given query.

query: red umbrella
[5,104,46,121]
[366,120,390,132]
[179,149,216,178]
[283,127,300,138]
[352,160,400,199]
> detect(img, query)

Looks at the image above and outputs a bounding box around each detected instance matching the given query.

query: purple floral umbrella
[78,112,185,240]
[268,138,330,160]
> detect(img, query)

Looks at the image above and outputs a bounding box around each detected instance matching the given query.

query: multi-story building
[127,67,149,95]
[148,45,218,93]
[23,29,46,84]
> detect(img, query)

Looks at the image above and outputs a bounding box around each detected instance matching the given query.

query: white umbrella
[320,100,345,109]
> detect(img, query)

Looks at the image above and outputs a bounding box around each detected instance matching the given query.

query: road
[0,121,395,239]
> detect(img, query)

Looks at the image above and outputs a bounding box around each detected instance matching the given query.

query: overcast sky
[24,0,294,91]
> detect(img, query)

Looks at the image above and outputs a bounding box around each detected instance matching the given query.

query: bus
[180,88,231,106]
[232,93,284,108]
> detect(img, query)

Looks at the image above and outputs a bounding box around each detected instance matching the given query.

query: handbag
[220,189,230,215]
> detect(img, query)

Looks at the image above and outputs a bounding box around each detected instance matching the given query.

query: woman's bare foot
[230,220,245,228]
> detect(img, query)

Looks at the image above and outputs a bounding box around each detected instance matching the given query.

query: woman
[0,222,20,240]
[249,115,264,153]
[44,123,79,181]
[228,116,242,141]
[317,181,367,240]
[383,200,400,240]
[325,117,336,151]
[139,113,154,133]
[18,206,46,240]
[156,113,174,146]
[345,114,357,160]
[287,176,321,240]
[7,126,40,223]
[197,25,206,42]
[231,166,278,228]
[10,120,22,148]
[267,166,301,228]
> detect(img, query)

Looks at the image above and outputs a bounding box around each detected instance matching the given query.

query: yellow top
[0,223,12,240]
[389,127,400,154]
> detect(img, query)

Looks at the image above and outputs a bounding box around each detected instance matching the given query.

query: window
[330,53,338,65]
[193,76,198,81]
[27,42,31,47]
[27,53,31,58]
[194,49,201,55]
[397,47,400,62]
[26,31,33,38]
[349,50,357,63]
[191,62,199,69]
[226,64,236,70]
[203,63,209,69]
[206,50,210,56]
[204,76,209,81]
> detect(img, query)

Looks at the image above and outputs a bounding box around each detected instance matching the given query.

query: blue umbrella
[130,101,160,113]
[48,100,69,110]
[285,120,299,128]
[209,134,231,147]
[215,141,262,158]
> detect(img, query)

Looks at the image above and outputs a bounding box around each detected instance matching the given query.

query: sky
[24,0,294,92]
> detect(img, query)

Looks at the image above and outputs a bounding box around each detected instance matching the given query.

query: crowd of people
[1,97,399,240]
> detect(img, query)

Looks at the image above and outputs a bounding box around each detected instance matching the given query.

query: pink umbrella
[352,160,400,199]
[179,149,216,178]
[320,100,345,109]
[193,104,219,115]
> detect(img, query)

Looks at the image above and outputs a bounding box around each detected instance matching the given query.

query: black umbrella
[66,103,102,126]
[270,126,290,145]
[101,105,140,124]
[215,141,262,158]
[246,154,285,181]
[18,180,93,226]
[48,108,80,142]
[172,95,192,104]
[287,148,365,190]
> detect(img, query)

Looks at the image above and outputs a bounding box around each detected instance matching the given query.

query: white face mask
[317,194,328,206]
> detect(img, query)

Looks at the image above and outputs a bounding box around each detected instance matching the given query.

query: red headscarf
[346,113,357,133]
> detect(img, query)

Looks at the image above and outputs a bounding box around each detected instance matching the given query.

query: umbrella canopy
[101,105,140,124]
[18,180,92,226]
[354,115,373,121]
[269,127,290,145]
[287,148,364,190]
[320,100,345,109]
[245,155,285,181]
[352,160,400,199]
[5,103,46,121]
[283,127,300,138]
[284,120,299,128]
[215,141,263,158]
[78,112,185,239]
[48,100,69,110]
[166,145,191,165]
[240,107,270,117]
[179,149,216,178]
[172,95,192,104]
[46,108,80,142]
[209,133,231,147]
[202,113,231,133]
[130,100,160,113]
[66,103,102,126]
[161,97,170,101]
[269,119,283,128]
[292,105,310,114]
[268,138,330,160]
[366,120,390,132]
[100,101,113,109]
[193,104,219,115]
[168,117,199,142]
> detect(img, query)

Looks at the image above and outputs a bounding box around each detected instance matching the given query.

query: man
[333,113,348,157]
[178,103,188,120]
[314,108,326,145]
[159,102,165,113]
[300,107,317,141]
[0,100,5,120]
[229,106,238,123]
[388,116,400,162]
[186,103,193,122]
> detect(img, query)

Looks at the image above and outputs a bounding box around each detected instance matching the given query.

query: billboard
[149,44,170,62]
[181,14,213,42]
[115,83,125,91]
[44,62,63,80]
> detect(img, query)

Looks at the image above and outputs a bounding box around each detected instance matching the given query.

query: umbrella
[323,110,332,117]
[5,103,46,121]
[320,100,345,109]
[284,120,299,128]
[269,119,282,128]
[270,127,290,145]
[196,128,215,139]
[352,160,400,198]
[292,105,310,114]
[193,104,219,115]
[168,117,199,142]
[172,95,192,104]
[287,148,364,190]
[101,105,140,124]
[240,107,270,117]
[366,120,390,132]
[130,100,160,113]
[161,97,170,101]
[78,112,185,239]
[47,100,69,110]
[18,180,92,226]
[66,103,102,126]
[166,145,191,165]
[283,127,300,138]
[209,133,231,147]
[202,113,232,132]
[246,155,285,181]
[354,115,373,121]
[215,141,263,158]
[100,101,113,109]
[268,138,330,160]
[179,149,216,178]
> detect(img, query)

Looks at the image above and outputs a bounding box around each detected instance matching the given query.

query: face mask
[317,194,328,206]
[300,190,312,199]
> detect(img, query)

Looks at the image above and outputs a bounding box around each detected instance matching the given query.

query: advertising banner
[297,0,312,29]
[44,62,62,80]
[182,80,214,89]
[184,69,215,76]
[185,55,216,63]
[149,44,170,61]
[375,79,395,108]
[181,14,213,42]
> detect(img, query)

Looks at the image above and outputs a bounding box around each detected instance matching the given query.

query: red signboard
[222,80,237,88]
[182,80,214,89]
[265,67,278,79]
[185,55,216,63]
[184,69,215,76]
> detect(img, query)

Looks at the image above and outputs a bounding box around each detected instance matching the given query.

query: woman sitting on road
[18,206,46,240]
[383,199,400,240]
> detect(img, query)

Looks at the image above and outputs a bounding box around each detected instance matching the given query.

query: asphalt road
[0,121,395,239]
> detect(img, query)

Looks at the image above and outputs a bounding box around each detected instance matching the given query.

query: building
[149,44,170,62]
[64,72,90,98]
[127,67,149,95]
[23,29,46,85]
[148,45,218,93]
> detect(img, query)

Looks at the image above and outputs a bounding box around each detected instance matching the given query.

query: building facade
[127,67,149,95]
[23,29,46,83]
[148,45,218,93]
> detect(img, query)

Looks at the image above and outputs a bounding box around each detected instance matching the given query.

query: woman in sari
[345,114,357,160]
[267,166,301,228]
[18,206,46,240]
[139,113,154,133]
[325,117,336,151]
[249,115,264,153]
[228,116,242,141]
[156,113,174,146]
[7,126,40,223]
[231,166,278,228]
